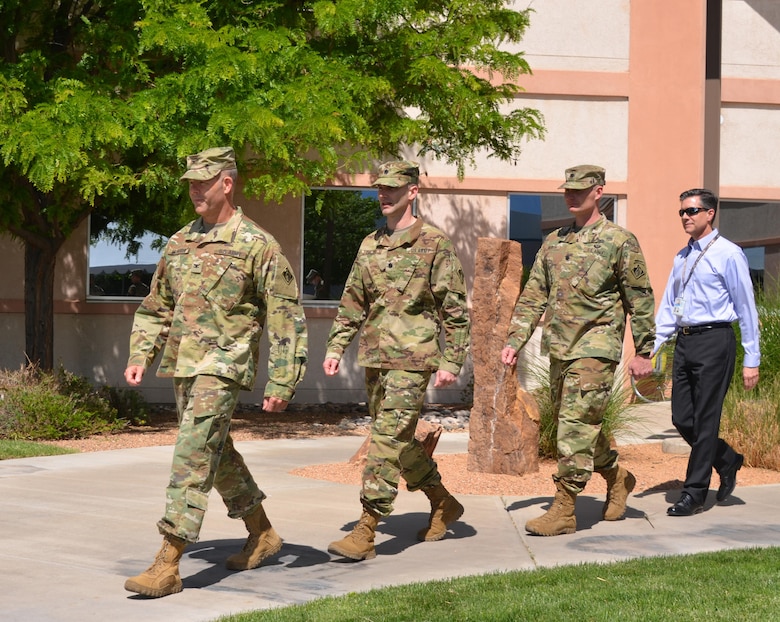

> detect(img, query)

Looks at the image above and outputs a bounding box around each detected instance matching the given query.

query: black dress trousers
[671,326,740,504]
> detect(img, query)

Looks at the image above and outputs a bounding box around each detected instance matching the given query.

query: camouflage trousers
[157,375,265,543]
[549,357,619,494]
[360,368,441,516]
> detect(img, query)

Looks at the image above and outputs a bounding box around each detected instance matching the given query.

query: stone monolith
[467,237,540,475]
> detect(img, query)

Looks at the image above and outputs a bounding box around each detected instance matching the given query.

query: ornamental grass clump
[523,361,642,460]
[722,287,780,470]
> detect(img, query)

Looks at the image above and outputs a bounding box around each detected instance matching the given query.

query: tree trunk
[24,239,60,371]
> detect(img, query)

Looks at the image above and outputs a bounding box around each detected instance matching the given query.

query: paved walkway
[3,401,780,622]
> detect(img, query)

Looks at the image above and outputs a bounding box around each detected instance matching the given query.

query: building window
[509,193,616,270]
[88,214,166,299]
[302,188,380,303]
[719,200,780,293]
[743,247,766,292]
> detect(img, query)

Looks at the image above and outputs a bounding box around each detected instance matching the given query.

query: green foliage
[722,288,780,469]
[1,0,543,221]
[754,290,780,385]
[524,362,640,459]
[132,0,544,199]
[1,0,545,368]
[215,548,780,622]
[0,364,148,441]
[100,384,150,426]
[728,288,780,391]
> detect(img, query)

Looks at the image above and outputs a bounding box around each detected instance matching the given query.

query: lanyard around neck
[681,233,720,293]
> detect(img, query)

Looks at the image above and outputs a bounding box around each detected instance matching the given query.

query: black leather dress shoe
[717,454,744,502]
[667,492,703,516]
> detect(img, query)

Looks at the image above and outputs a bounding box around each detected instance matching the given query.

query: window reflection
[719,201,780,294]
[302,189,380,303]
[88,215,165,299]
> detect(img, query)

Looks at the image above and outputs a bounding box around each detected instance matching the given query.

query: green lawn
[216,547,780,622]
[0,439,77,460]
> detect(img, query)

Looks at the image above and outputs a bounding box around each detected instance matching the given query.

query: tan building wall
[1,0,778,403]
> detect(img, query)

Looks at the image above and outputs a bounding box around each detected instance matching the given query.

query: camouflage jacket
[325,219,470,373]
[127,208,307,399]
[506,214,655,362]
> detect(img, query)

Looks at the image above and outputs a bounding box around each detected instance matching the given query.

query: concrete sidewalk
[2,401,780,622]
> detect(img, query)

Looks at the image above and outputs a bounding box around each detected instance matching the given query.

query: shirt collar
[689,227,719,251]
[560,213,606,241]
[377,218,424,249]
[186,207,242,243]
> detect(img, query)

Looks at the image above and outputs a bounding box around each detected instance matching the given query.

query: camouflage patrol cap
[372,160,420,187]
[180,147,237,181]
[558,164,606,190]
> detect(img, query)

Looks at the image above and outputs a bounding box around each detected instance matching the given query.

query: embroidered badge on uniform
[282,267,294,284]
[631,262,646,280]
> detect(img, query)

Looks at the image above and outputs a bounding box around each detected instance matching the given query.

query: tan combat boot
[327,507,381,560]
[599,464,636,521]
[525,480,577,536]
[226,504,283,570]
[124,534,187,598]
[417,482,465,542]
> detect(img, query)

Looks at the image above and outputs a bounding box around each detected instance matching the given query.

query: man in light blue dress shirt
[655,188,760,517]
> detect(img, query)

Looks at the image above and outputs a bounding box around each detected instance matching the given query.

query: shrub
[722,288,780,469]
[0,364,148,441]
[99,384,150,426]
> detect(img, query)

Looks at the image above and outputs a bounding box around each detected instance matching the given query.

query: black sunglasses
[678,207,710,217]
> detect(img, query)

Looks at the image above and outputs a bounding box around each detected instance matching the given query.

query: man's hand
[743,366,759,391]
[501,346,519,366]
[434,370,457,388]
[323,358,340,376]
[124,365,145,386]
[262,396,289,412]
[628,355,653,380]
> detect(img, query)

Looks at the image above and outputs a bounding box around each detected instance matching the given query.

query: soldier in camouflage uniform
[501,165,654,536]
[123,147,307,597]
[323,161,470,560]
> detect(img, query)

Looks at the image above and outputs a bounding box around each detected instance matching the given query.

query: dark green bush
[0,364,148,440]
[98,384,150,426]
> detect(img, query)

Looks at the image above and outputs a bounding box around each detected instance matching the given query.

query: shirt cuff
[264,382,295,402]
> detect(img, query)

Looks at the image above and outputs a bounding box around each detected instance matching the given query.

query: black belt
[678,322,733,336]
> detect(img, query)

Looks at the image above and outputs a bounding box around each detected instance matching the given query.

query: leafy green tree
[0,0,544,370]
